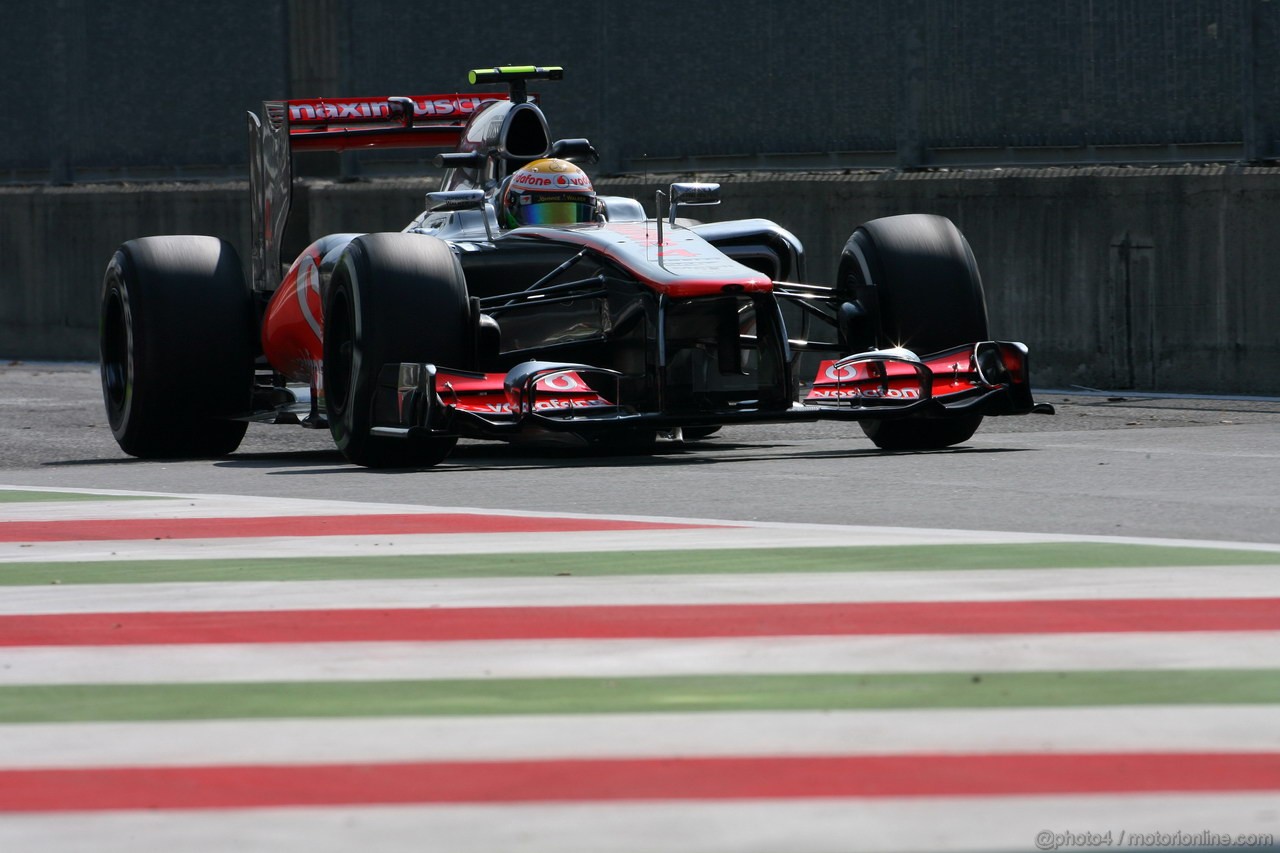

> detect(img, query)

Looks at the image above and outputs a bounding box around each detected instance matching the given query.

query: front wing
[367,341,1052,442]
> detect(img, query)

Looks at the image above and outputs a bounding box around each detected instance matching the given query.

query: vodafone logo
[537,373,582,391]
[824,363,858,382]
[296,254,323,339]
[513,173,592,191]
[808,387,921,401]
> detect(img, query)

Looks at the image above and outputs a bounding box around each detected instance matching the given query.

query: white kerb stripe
[2,706,1277,770]
[4,565,1279,614]
[3,632,1277,685]
[0,794,1274,853]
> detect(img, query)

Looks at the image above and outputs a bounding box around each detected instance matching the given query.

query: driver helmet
[501,158,598,227]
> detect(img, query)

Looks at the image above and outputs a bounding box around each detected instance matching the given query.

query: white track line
[4,632,1278,686]
[5,565,1280,614]
[1,794,1275,853]
[3,706,1277,770]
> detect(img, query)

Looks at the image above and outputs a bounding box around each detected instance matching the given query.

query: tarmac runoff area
[0,486,1277,852]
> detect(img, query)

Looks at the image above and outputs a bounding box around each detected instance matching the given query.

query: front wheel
[837,214,988,450]
[859,414,983,451]
[323,233,471,468]
[99,236,254,458]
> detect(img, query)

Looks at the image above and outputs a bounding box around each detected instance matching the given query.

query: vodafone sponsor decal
[538,373,582,392]
[467,398,612,415]
[441,370,613,415]
[295,252,323,340]
[511,172,593,192]
[807,387,922,401]
[824,363,859,382]
[806,359,923,401]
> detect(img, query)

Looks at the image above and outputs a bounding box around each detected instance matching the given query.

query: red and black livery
[100,66,1052,468]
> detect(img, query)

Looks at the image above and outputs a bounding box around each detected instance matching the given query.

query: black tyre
[100,236,254,458]
[323,233,471,468]
[837,214,989,450]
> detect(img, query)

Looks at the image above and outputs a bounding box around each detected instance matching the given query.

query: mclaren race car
[100,65,1052,468]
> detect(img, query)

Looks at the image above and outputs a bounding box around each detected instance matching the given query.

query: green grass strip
[2,670,1277,723]
[2,542,1276,586]
[0,490,161,504]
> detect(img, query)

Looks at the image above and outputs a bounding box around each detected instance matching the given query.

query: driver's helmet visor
[511,191,598,226]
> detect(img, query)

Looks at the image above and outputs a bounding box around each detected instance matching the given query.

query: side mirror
[668,182,721,224]
[426,190,487,212]
[426,190,494,241]
[549,138,599,165]
[434,151,486,169]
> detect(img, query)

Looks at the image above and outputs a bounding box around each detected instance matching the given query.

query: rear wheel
[837,214,989,450]
[100,236,254,458]
[323,233,471,468]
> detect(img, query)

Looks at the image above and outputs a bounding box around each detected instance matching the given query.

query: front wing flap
[369,342,1050,440]
[804,341,1043,416]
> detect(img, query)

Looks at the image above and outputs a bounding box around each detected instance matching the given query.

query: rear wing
[248,92,506,293]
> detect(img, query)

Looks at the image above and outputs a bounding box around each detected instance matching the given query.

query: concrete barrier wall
[0,183,251,361]
[3,168,1278,395]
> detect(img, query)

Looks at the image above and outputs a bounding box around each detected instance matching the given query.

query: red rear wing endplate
[250,91,512,293]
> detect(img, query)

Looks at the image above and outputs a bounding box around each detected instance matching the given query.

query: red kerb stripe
[2,598,1277,646]
[2,753,1277,812]
[0,513,724,542]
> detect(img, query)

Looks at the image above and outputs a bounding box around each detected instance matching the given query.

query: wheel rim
[325,287,353,419]
[101,285,130,416]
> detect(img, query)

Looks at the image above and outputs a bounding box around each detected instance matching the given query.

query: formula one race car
[100,65,1051,468]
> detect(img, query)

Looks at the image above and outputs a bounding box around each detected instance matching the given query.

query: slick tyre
[837,214,989,450]
[323,233,470,468]
[99,236,254,458]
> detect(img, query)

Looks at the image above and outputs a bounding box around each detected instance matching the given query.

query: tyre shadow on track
[42,449,347,468]
[206,442,1032,475]
[41,440,1030,473]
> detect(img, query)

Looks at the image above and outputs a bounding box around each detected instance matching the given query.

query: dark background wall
[4,0,1277,181]
[6,0,290,182]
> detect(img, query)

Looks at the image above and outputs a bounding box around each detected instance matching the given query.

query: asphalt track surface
[2,361,1278,545]
[3,362,1280,852]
